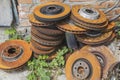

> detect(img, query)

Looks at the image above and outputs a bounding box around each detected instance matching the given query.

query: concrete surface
[0,28,9,43]
[0,0,13,26]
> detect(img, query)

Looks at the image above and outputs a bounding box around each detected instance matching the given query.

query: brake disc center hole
[85,9,94,14]
[72,59,92,79]
[8,48,16,54]
[48,6,56,10]
[78,66,85,74]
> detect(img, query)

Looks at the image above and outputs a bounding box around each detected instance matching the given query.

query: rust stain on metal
[0,40,32,70]
[80,46,117,78]
[65,50,101,80]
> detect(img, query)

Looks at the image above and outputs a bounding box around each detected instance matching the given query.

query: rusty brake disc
[107,62,120,80]
[31,32,63,46]
[105,22,116,32]
[0,40,32,70]
[56,20,87,34]
[33,2,70,22]
[65,50,101,80]
[29,14,55,26]
[79,46,117,78]
[31,39,54,51]
[85,30,103,37]
[30,43,56,55]
[32,26,64,36]
[31,27,64,41]
[72,5,107,25]
[76,31,113,45]
[71,15,108,30]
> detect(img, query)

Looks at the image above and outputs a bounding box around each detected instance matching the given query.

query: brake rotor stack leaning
[29,2,70,58]
[0,40,32,70]
[57,5,116,45]
[72,5,116,45]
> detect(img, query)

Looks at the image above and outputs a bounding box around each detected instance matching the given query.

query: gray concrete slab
[0,0,13,26]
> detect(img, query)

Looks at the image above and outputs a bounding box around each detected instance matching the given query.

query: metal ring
[85,30,102,37]
[40,5,64,15]
[72,58,92,79]
[1,45,23,62]
[79,7,100,20]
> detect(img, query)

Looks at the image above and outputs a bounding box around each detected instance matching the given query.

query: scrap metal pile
[28,2,120,80]
[57,5,116,45]
[0,1,119,80]
[29,2,71,59]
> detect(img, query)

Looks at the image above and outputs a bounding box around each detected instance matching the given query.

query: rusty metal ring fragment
[104,22,116,32]
[76,31,113,45]
[31,33,63,46]
[33,2,70,22]
[31,27,63,41]
[65,50,101,80]
[32,26,64,36]
[30,43,55,55]
[79,46,117,78]
[107,62,120,80]
[0,40,32,70]
[31,39,54,51]
[72,5,107,25]
[85,30,102,37]
[56,20,86,34]
[29,14,55,26]
[71,15,108,30]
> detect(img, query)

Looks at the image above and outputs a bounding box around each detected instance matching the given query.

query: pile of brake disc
[57,5,116,45]
[28,2,120,80]
[29,2,70,59]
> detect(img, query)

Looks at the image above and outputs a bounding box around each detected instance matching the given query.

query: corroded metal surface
[31,26,64,41]
[29,14,55,26]
[107,62,120,80]
[31,32,63,46]
[31,39,54,51]
[65,50,101,80]
[33,2,70,22]
[72,5,107,25]
[32,26,64,36]
[76,31,113,45]
[71,14,108,30]
[30,43,56,55]
[57,20,86,34]
[0,40,32,70]
[80,46,117,78]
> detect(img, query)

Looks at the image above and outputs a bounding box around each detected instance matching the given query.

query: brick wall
[17,0,120,27]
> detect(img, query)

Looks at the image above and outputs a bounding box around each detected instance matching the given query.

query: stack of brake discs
[29,2,70,58]
[57,5,116,45]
